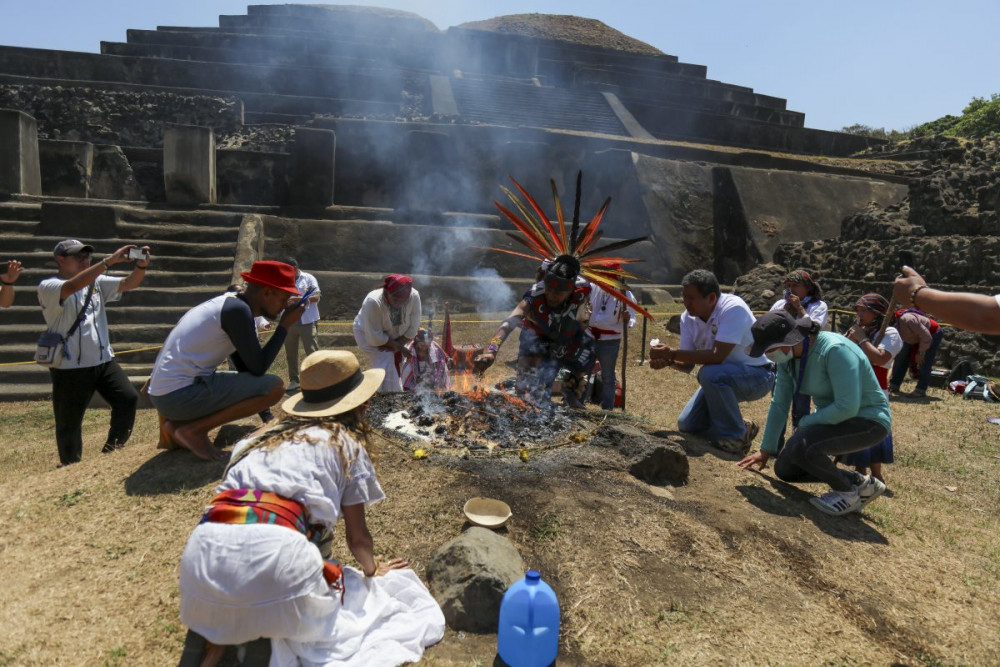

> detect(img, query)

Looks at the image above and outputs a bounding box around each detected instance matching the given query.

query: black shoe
[258,409,275,423]
[101,441,125,454]
[285,382,300,395]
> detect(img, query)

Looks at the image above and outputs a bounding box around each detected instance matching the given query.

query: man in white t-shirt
[283,258,321,393]
[650,269,775,455]
[37,239,151,465]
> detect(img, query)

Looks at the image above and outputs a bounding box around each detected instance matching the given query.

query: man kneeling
[147,261,304,460]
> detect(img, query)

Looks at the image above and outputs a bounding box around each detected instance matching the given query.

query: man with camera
[147,261,304,462]
[37,239,151,466]
[1,259,23,308]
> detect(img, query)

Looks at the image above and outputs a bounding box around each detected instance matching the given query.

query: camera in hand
[127,247,148,261]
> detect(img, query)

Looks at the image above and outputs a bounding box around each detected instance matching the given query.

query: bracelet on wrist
[910,284,928,308]
[486,343,500,355]
[1,279,13,286]
[101,258,110,270]
[134,265,147,271]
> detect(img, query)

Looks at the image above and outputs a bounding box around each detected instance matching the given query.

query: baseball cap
[53,239,94,257]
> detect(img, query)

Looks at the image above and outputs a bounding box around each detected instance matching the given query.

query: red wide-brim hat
[241,261,301,294]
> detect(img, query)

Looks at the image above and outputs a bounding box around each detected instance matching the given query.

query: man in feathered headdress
[474,253,594,407]
[474,173,652,408]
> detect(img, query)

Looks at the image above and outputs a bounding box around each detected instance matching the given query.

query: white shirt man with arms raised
[37,239,151,465]
[650,269,775,455]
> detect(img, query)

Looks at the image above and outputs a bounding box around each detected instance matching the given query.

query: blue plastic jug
[497,569,560,667]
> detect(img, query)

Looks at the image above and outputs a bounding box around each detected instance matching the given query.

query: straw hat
[463,497,513,529]
[282,350,385,418]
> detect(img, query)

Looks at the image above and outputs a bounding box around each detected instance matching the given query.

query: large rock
[425,527,525,633]
[587,422,689,485]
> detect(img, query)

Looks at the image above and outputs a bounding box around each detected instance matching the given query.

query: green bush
[845,92,1000,142]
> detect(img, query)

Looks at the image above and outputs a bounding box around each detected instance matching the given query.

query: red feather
[511,176,563,253]
[494,202,552,258]
[575,197,612,255]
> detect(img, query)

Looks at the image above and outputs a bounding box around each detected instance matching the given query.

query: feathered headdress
[489,172,653,320]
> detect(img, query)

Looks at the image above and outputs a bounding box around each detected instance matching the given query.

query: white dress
[352,289,422,393]
[178,425,445,666]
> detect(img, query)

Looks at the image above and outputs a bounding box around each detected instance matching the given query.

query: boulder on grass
[425,527,524,632]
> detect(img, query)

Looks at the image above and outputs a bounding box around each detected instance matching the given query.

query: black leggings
[774,417,888,492]
[50,360,138,465]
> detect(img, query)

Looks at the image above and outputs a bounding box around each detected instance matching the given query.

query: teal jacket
[760,332,891,455]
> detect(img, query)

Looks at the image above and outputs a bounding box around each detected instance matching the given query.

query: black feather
[570,171,583,253]
[579,236,649,258]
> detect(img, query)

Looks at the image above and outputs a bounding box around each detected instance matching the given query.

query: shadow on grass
[124,424,256,496]
[737,474,889,544]
[649,428,741,462]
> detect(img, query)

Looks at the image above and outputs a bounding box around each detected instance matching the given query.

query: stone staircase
[0,201,241,402]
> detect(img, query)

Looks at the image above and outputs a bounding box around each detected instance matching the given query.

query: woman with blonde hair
[178,350,444,666]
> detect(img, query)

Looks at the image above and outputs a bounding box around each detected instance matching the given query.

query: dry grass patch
[0,318,998,665]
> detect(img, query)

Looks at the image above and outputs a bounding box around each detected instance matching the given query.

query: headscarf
[414,327,432,343]
[784,269,822,300]
[383,274,413,299]
[856,293,889,339]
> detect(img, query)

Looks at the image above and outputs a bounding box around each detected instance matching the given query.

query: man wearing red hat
[352,274,422,393]
[148,261,305,461]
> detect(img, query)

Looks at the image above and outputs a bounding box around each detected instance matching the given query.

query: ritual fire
[370,382,581,454]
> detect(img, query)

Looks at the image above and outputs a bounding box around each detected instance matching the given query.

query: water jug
[497,569,560,667]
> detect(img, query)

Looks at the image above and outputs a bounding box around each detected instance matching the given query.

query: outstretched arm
[474,299,528,372]
[893,266,1000,334]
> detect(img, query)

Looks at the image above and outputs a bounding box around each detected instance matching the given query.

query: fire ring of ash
[368,386,593,457]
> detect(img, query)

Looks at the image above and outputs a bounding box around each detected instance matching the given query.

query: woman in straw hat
[178,350,444,666]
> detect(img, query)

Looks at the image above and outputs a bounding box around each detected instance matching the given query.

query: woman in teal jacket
[738,311,891,516]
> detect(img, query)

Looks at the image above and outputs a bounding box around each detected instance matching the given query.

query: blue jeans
[677,362,775,440]
[889,329,943,392]
[595,338,621,410]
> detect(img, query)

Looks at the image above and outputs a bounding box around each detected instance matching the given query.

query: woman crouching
[738,311,890,516]
[179,350,444,666]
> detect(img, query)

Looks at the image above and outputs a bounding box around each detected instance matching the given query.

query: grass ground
[1,318,998,666]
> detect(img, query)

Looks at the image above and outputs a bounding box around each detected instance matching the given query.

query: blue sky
[1,0,997,132]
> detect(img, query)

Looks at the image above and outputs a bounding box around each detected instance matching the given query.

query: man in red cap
[352,274,421,393]
[148,261,305,461]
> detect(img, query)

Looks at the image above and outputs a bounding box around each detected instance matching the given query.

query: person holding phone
[1,258,23,308]
[148,261,304,462]
[37,240,151,465]
[768,269,828,328]
[282,258,321,394]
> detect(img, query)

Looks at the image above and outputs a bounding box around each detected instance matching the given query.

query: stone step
[118,28,428,69]
[7,267,232,290]
[0,45,411,105]
[0,377,150,405]
[8,285,226,308]
[0,305,192,325]
[0,343,162,365]
[0,322,179,346]
[1,237,237,260]
[0,203,42,221]
[0,72,403,121]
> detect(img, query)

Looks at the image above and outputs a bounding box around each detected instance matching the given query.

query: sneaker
[888,385,900,395]
[101,441,125,454]
[809,488,862,516]
[910,388,926,398]
[743,420,760,445]
[712,438,751,456]
[285,382,300,395]
[857,474,887,508]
